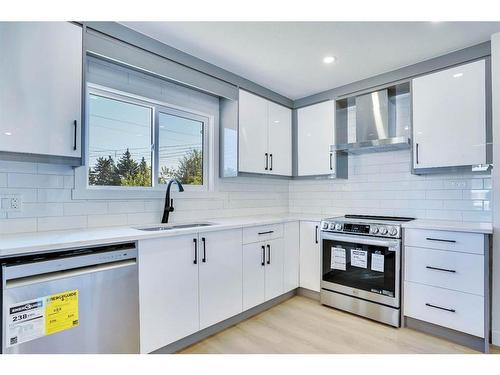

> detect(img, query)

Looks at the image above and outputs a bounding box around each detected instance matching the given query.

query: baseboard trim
[151,289,297,354]
[405,317,489,353]
[297,287,320,301]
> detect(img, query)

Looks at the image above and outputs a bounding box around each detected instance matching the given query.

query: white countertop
[0,214,323,258]
[402,219,493,234]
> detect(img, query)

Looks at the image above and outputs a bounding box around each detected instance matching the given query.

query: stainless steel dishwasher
[1,243,139,354]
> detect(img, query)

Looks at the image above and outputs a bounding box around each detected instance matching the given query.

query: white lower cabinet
[138,234,200,354]
[139,229,243,353]
[283,221,300,292]
[299,221,321,292]
[242,238,284,310]
[198,230,243,329]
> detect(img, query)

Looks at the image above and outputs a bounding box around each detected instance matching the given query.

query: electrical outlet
[0,195,22,212]
[10,197,20,210]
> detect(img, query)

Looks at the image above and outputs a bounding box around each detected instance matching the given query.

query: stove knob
[322,222,329,230]
[335,223,343,231]
[370,226,379,234]
[329,222,336,230]
[379,226,388,235]
[388,227,398,236]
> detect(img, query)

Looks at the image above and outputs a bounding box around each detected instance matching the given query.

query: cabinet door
[0,22,82,158]
[138,235,199,353]
[199,229,243,329]
[299,221,321,292]
[238,90,269,174]
[412,60,486,169]
[297,101,335,176]
[242,242,266,310]
[283,221,300,292]
[265,238,285,300]
[268,101,292,176]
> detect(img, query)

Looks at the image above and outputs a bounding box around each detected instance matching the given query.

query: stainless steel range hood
[332,84,411,154]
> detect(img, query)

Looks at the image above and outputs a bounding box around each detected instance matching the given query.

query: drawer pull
[426,237,456,243]
[258,230,274,235]
[425,303,456,313]
[426,266,456,273]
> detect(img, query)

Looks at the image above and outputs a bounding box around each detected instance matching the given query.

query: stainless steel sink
[135,223,215,231]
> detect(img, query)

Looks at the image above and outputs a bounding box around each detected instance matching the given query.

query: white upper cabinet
[0,22,83,159]
[412,60,486,170]
[297,100,336,176]
[238,89,292,176]
[239,90,269,174]
[268,101,292,176]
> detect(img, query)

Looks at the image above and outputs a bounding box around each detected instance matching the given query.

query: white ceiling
[121,22,500,100]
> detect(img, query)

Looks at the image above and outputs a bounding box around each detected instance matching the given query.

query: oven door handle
[320,232,400,250]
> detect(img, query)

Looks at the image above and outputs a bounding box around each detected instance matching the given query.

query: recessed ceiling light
[4,132,12,136]
[323,56,336,64]
[273,120,280,123]
[453,73,463,78]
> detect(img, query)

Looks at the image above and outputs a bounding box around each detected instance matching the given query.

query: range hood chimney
[331,83,411,154]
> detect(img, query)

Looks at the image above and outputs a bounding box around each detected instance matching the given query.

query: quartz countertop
[0,214,323,258]
[402,219,493,234]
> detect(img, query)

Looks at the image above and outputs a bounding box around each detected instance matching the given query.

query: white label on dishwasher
[350,249,368,269]
[371,253,385,272]
[6,297,45,348]
[331,247,346,271]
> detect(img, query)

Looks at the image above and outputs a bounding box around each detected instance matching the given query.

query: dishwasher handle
[5,259,137,289]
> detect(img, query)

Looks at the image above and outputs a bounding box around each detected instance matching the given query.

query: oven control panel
[320,220,400,238]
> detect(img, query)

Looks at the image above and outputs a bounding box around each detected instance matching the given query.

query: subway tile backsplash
[289,150,492,222]
[0,149,492,234]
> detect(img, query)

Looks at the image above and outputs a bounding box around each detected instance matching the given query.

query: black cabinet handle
[265,153,269,170]
[73,120,78,151]
[266,244,271,265]
[201,237,206,263]
[261,245,265,266]
[258,230,274,235]
[426,266,456,273]
[329,152,333,170]
[425,303,456,313]
[426,237,456,243]
[269,154,273,171]
[315,225,319,244]
[415,143,419,164]
[193,238,198,264]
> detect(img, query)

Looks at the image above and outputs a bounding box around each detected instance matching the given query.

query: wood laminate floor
[180,296,500,354]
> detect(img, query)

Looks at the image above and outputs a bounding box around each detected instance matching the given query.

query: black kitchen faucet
[161,179,184,223]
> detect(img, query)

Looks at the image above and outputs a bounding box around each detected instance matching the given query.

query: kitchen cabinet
[138,234,200,354]
[299,221,321,292]
[297,101,335,176]
[412,60,486,171]
[283,221,300,292]
[0,22,83,161]
[139,229,243,352]
[198,229,243,329]
[242,238,284,310]
[238,89,292,176]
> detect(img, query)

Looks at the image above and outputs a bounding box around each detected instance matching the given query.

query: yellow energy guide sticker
[45,290,79,335]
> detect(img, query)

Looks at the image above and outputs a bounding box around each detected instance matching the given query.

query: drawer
[404,228,484,254]
[405,246,484,295]
[243,224,284,244]
[404,281,484,337]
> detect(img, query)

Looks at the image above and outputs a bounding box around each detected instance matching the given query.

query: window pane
[158,112,204,185]
[88,94,153,187]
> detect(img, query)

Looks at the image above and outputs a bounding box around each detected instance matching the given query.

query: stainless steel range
[320,215,414,327]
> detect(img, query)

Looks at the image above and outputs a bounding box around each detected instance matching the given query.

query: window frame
[73,83,212,199]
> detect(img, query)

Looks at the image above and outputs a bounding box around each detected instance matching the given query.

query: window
[86,87,208,190]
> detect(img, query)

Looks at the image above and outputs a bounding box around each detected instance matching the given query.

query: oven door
[321,232,400,308]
